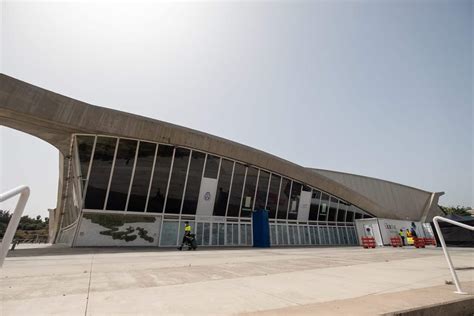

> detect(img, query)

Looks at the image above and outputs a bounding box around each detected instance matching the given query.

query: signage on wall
[204,192,211,201]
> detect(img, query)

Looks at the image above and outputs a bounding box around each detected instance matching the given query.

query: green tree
[440,205,472,217]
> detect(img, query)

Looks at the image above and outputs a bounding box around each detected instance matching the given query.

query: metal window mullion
[72,136,83,199]
[252,169,260,211]
[315,192,323,243]
[334,200,340,244]
[275,177,282,220]
[82,135,97,206]
[224,162,236,218]
[179,150,192,214]
[264,173,271,210]
[162,147,176,213]
[237,167,248,218]
[103,138,120,210]
[285,181,293,220]
[213,158,222,216]
[144,144,159,213]
[124,141,140,212]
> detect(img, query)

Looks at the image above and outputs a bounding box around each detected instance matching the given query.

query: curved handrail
[432,215,473,294]
[0,185,30,267]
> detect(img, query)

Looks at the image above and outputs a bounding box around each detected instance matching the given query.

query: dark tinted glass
[227,163,246,217]
[255,171,270,210]
[241,167,258,217]
[165,148,190,213]
[127,142,156,212]
[302,185,311,192]
[318,193,330,221]
[204,155,220,178]
[213,159,233,216]
[84,137,117,209]
[106,139,138,210]
[182,151,206,214]
[288,182,302,220]
[147,145,174,213]
[337,201,348,222]
[309,190,321,220]
[327,197,338,222]
[266,174,281,219]
[355,213,363,219]
[76,135,95,180]
[277,178,291,219]
[346,211,354,222]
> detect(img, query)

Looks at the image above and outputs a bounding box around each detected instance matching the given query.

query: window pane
[213,159,233,216]
[204,155,220,178]
[328,197,338,222]
[309,190,321,220]
[255,171,269,210]
[227,163,246,217]
[346,211,354,222]
[266,174,281,219]
[84,137,117,209]
[76,135,95,181]
[165,148,190,213]
[147,145,173,213]
[160,221,179,246]
[288,182,302,220]
[337,201,348,222]
[318,193,329,221]
[106,139,138,210]
[127,142,156,212]
[277,178,291,219]
[182,151,206,214]
[241,167,258,217]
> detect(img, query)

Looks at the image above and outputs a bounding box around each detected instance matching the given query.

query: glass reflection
[84,137,117,210]
[147,145,173,213]
[127,141,156,212]
[106,139,138,210]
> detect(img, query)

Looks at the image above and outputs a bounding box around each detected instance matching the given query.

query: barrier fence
[433,216,473,295]
[0,185,30,267]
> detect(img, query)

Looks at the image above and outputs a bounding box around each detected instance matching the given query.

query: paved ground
[1,245,473,315]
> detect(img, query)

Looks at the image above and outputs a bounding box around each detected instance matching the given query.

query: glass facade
[227,163,246,217]
[76,135,95,191]
[84,137,117,210]
[127,142,156,212]
[165,148,190,213]
[266,174,281,219]
[288,182,302,220]
[241,167,258,217]
[277,178,291,219]
[147,145,174,213]
[182,151,206,214]
[255,170,269,210]
[77,134,373,248]
[213,159,233,216]
[106,139,138,211]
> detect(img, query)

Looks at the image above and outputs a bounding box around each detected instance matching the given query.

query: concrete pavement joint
[83,254,94,316]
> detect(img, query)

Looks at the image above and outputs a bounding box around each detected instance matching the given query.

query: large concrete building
[0,74,444,247]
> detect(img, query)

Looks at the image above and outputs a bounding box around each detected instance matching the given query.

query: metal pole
[0,185,30,268]
[432,216,470,295]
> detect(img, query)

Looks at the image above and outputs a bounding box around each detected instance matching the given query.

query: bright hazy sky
[0,0,472,218]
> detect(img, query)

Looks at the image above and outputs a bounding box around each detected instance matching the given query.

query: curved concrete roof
[310,169,444,222]
[0,74,442,224]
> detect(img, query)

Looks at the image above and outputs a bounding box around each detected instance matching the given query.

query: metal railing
[432,215,473,295]
[0,185,30,268]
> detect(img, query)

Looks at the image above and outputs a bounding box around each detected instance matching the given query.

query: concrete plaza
[1,245,473,315]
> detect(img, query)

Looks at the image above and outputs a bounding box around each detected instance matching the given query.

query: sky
[0,0,472,218]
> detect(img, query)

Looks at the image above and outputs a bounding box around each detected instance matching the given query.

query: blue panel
[252,209,270,247]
